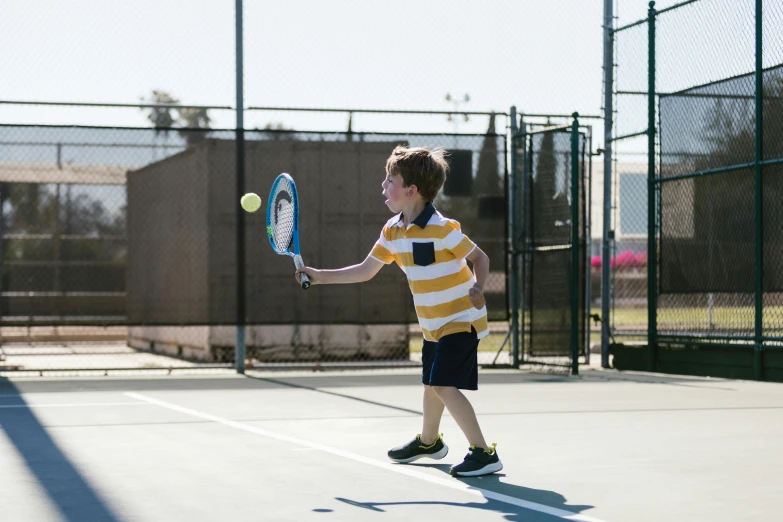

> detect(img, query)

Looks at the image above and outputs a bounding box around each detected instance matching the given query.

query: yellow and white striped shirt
[369,204,488,342]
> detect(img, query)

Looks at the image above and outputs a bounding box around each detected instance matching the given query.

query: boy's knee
[424,385,439,395]
[430,385,455,396]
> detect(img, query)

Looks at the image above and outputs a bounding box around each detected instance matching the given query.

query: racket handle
[293,255,311,290]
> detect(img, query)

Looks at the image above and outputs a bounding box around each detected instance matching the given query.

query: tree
[663,70,783,292]
[473,113,502,198]
[472,114,505,269]
[177,106,212,147]
[255,122,295,141]
[141,90,212,147]
[0,183,126,293]
[141,90,178,133]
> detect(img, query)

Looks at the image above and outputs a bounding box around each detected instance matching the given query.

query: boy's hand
[295,267,319,286]
[468,284,485,309]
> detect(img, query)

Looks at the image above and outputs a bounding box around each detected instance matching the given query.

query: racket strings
[270,179,295,252]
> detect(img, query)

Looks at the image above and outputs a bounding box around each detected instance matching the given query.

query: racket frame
[266,173,310,290]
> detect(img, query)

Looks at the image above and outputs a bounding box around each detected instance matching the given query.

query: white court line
[125,392,610,522]
[0,402,143,409]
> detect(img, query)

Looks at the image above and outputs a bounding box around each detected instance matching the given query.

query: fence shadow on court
[0,378,124,522]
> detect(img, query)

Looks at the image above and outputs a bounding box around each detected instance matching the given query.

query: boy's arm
[295,254,384,286]
[466,246,489,309]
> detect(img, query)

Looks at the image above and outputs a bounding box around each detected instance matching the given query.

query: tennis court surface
[2,368,782,522]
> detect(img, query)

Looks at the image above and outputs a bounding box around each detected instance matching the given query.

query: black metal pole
[519,116,529,367]
[754,0,764,380]
[585,127,593,366]
[509,107,520,367]
[601,0,614,368]
[235,0,246,374]
[571,113,581,376]
[0,183,4,346]
[647,1,658,372]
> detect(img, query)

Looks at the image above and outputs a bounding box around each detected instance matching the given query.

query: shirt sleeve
[441,220,477,260]
[369,226,396,265]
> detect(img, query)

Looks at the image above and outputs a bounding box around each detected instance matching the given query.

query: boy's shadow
[323,464,594,521]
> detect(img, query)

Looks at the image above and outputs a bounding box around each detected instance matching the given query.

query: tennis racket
[266,173,310,290]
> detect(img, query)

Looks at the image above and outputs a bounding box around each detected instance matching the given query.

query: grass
[406,306,783,353]
[608,307,783,328]
[409,327,600,354]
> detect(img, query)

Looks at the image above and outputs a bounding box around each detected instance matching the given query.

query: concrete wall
[127,144,210,323]
[127,326,211,360]
[125,137,413,361]
[127,137,411,325]
[127,324,409,362]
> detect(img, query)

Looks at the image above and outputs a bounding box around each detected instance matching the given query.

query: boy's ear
[407,184,419,197]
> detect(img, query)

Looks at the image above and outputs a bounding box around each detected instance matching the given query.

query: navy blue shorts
[421,327,479,390]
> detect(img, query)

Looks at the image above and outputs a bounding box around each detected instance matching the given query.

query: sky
[0,0,687,146]
[0,0,768,243]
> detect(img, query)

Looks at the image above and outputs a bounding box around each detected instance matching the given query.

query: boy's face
[381,172,410,213]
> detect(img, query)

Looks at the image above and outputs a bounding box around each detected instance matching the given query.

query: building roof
[0,162,127,185]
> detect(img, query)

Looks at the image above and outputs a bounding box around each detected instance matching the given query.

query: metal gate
[513,115,590,373]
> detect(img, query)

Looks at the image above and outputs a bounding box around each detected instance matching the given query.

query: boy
[295,146,502,477]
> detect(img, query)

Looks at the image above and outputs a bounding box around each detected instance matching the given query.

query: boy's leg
[426,329,502,476]
[431,386,488,450]
[386,342,450,464]
[420,385,445,445]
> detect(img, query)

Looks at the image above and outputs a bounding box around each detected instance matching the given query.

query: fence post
[0,183,4,340]
[601,0,614,369]
[754,0,764,380]
[647,1,658,373]
[519,116,528,366]
[235,0,246,374]
[571,113,581,376]
[509,106,520,367]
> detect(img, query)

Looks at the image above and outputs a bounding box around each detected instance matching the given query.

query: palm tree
[142,90,212,147]
[177,107,212,147]
[141,90,180,160]
[141,90,178,133]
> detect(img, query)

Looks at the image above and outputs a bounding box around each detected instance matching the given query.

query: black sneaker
[387,434,449,463]
[449,443,503,477]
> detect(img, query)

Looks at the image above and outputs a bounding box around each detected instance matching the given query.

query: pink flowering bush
[633,251,648,267]
[590,250,647,270]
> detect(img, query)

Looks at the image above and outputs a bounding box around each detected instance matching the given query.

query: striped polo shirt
[369,203,489,342]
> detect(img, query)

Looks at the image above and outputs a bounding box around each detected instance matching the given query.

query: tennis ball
[241,192,262,213]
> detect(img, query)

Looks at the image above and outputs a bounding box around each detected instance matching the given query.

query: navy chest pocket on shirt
[412,242,436,266]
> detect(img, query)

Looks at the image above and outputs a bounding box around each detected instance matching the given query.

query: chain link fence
[611,7,654,339]
[0,116,511,373]
[611,0,783,380]
[0,1,606,375]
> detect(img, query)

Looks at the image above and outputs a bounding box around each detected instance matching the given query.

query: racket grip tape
[293,255,311,290]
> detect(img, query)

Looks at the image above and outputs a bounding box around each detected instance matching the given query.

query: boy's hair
[385,146,449,203]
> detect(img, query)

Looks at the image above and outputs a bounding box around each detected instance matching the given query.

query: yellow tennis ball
[241,192,262,213]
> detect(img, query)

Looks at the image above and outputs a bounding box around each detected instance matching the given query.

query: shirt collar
[392,203,436,229]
